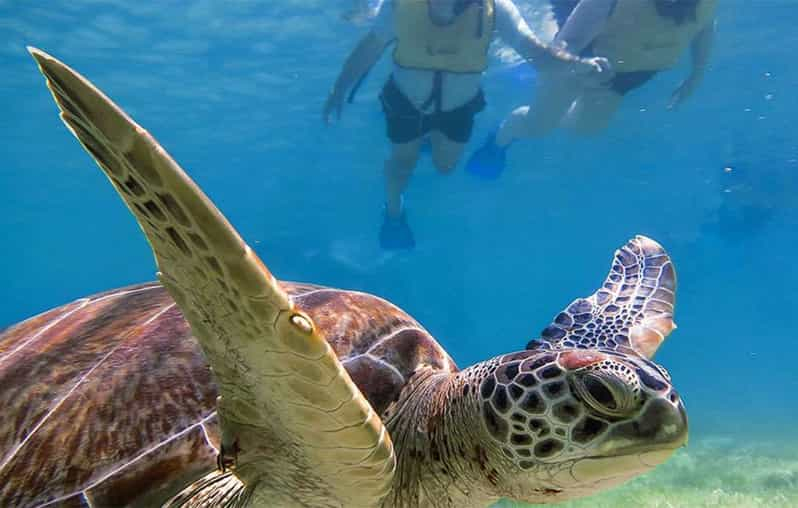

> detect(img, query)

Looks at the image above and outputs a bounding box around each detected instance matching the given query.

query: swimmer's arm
[553,0,616,54]
[330,32,388,100]
[495,0,610,76]
[668,21,715,109]
[495,0,579,66]
[324,31,387,123]
[686,21,715,83]
[329,1,393,103]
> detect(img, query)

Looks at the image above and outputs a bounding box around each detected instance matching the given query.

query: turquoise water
[1,1,797,505]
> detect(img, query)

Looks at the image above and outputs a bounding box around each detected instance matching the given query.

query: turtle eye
[571,372,637,419]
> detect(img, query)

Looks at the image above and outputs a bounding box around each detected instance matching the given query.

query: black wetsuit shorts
[379,77,486,145]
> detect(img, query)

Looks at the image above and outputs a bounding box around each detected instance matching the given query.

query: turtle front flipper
[533,235,677,358]
[29,48,395,507]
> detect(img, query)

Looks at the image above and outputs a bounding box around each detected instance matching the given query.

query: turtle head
[469,235,685,502]
[470,346,686,502]
[399,237,684,504]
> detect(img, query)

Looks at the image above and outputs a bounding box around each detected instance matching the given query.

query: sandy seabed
[495,435,798,508]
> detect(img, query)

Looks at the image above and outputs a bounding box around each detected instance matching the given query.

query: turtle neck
[381,369,501,507]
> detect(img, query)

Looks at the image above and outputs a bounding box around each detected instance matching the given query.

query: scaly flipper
[29,47,394,507]
[533,235,677,358]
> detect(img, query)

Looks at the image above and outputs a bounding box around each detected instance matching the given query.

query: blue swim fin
[379,207,415,250]
[465,129,509,180]
[420,137,431,155]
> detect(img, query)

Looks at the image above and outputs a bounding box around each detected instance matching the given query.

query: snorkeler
[324,0,610,250]
[466,0,718,179]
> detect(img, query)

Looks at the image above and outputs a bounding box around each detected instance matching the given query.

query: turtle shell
[0,282,456,507]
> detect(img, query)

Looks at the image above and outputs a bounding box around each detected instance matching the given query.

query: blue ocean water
[1,0,796,501]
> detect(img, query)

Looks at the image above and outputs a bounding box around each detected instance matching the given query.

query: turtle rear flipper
[534,235,677,358]
[29,48,395,507]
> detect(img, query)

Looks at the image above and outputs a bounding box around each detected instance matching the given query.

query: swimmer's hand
[574,56,614,86]
[582,57,613,77]
[539,52,613,84]
[323,87,345,125]
[668,77,699,110]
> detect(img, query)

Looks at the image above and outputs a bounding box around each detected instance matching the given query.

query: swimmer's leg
[381,140,421,250]
[429,131,466,174]
[497,75,582,145]
[384,140,422,218]
[466,76,579,179]
[489,0,618,146]
[563,87,623,136]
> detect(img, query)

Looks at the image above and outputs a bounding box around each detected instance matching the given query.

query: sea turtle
[0,48,686,508]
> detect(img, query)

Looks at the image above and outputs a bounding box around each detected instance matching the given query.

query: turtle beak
[598,398,689,457]
[571,399,687,485]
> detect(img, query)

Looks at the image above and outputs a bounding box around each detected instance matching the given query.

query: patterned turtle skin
[0,282,453,507]
[0,48,688,508]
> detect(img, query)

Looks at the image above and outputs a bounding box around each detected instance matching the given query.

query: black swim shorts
[608,70,658,95]
[379,77,486,145]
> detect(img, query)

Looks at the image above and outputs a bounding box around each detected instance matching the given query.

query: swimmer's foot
[420,137,432,155]
[465,129,509,180]
[379,206,415,250]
